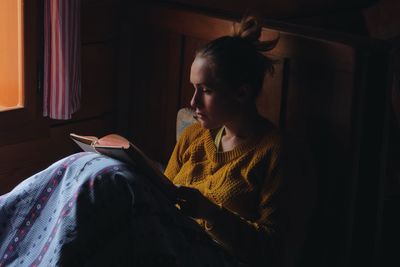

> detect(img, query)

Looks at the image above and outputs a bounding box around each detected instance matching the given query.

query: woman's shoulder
[178,122,208,144]
[257,120,285,149]
[259,126,308,158]
[259,126,316,175]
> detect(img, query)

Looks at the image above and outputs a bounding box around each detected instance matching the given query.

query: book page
[69,133,97,153]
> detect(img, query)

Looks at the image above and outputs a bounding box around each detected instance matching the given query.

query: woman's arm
[164,123,203,182]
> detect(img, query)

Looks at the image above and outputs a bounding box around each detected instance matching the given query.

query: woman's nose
[190,90,201,109]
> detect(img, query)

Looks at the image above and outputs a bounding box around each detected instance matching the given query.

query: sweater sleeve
[164,139,183,182]
[205,138,316,267]
[164,123,203,182]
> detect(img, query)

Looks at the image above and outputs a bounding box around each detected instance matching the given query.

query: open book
[70,133,177,201]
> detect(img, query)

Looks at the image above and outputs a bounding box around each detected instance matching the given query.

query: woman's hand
[175,185,219,220]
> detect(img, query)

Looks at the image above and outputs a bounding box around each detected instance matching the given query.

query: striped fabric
[43,0,81,120]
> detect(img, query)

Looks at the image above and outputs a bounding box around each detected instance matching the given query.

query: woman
[0,16,315,267]
[165,16,315,267]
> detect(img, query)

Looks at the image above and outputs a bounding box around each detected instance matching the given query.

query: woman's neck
[222,106,264,140]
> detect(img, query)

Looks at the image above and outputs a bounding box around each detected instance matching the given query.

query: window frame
[0,0,49,147]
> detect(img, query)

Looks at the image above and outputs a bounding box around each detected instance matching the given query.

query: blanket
[0,152,235,267]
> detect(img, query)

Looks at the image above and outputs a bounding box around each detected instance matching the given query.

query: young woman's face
[189,56,239,129]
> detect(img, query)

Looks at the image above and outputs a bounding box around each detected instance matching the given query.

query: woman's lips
[195,112,206,119]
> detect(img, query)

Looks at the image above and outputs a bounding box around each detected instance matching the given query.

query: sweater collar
[204,127,262,163]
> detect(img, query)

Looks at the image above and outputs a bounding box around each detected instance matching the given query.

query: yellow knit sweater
[164,122,283,234]
[165,122,316,266]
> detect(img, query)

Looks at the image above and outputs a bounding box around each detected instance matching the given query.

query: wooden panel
[285,61,354,139]
[154,0,375,19]
[283,59,356,264]
[127,25,182,164]
[266,30,355,72]
[82,0,120,44]
[115,20,134,137]
[347,47,391,267]
[139,4,233,42]
[140,3,355,72]
[257,58,286,126]
[180,36,207,108]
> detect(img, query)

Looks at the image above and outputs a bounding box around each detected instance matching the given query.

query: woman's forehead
[190,57,216,85]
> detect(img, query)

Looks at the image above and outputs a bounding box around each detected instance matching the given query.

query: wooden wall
[156,0,377,19]
[117,3,391,267]
[0,0,121,194]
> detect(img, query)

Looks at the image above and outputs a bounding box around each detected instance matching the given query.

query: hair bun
[232,16,261,41]
[232,15,279,52]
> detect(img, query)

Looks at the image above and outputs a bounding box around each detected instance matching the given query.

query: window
[0,0,48,147]
[0,0,24,111]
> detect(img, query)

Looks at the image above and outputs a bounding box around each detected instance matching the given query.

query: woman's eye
[192,85,212,94]
[202,88,212,94]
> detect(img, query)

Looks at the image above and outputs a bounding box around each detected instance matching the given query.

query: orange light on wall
[0,0,24,111]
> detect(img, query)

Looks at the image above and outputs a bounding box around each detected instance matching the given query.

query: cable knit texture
[164,122,283,229]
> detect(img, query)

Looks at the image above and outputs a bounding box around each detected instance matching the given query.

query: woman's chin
[196,117,209,128]
[197,119,218,129]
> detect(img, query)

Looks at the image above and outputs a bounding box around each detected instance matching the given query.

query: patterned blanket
[0,152,235,267]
